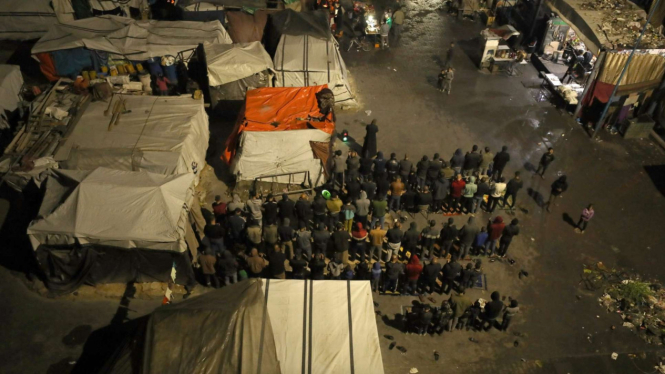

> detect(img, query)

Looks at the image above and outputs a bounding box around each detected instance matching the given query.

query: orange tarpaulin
[222,85,335,163]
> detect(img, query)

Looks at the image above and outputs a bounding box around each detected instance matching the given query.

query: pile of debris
[581,0,665,49]
[596,270,665,345]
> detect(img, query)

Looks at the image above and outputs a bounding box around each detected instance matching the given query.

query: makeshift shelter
[225,10,269,43]
[0,0,63,41]
[54,95,209,178]
[223,86,335,185]
[100,279,385,374]
[31,16,232,79]
[0,65,23,130]
[28,167,197,292]
[270,10,357,106]
[205,41,274,103]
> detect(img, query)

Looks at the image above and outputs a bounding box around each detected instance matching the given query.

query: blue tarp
[52,48,94,78]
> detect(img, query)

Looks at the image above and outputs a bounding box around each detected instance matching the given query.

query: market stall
[479,25,521,71]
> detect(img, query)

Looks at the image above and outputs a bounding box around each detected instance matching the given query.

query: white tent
[0,0,63,41]
[27,167,195,252]
[0,65,23,129]
[260,279,384,374]
[274,34,357,107]
[32,15,233,60]
[232,129,330,183]
[54,95,209,178]
[205,41,273,101]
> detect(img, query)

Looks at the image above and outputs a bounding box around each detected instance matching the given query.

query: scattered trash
[576,295,583,300]
[397,346,407,353]
[519,270,529,279]
[469,337,478,343]
[521,358,527,362]
[373,302,379,307]
[393,69,397,71]
[535,360,543,368]
[530,237,535,241]
[610,246,620,253]
[68,361,77,365]
[611,352,618,360]
[389,342,396,350]
[409,368,419,374]
[514,340,520,347]
[365,110,372,116]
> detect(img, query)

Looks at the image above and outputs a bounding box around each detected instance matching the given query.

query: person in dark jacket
[427,153,443,184]
[373,151,387,180]
[289,253,308,279]
[399,154,413,182]
[345,176,362,202]
[268,245,287,279]
[498,218,519,257]
[331,150,346,190]
[200,249,219,288]
[473,177,490,213]
[295,193,312,229]
[421,256,442,295]
[463,145,482,177]
[450,148,464,175]
[402,221,420,255]
[263,194,278,225]
[310,253,326,280]
[420,220,440,258]
[482,291,504,331]
[386,152,400,179]
[278,193,295,225]
[415,155,429,190]
[432,175,450,213]
[535,147,555,178]
[362,119,379,158]
[384,254,405,293]
[487,216,505,256]
[503,171,523,210]
[371,261,382,292]
[545,175,568,212]
[295,222,313,259]
[312,193,327,226]
[492,146,510,180]
[376,174,390,198]
[359,156,374,181]
[458,216,479,260]
[346,150,361,181]
[417,185,433,212]
[278,218,296,259]
[227,208,246,249]
[501,299,520,331]
[220,250,238,285]
[442,255,462,294]
[312,223,330,256]
[331,223,351,263]
[361,175,377,201]
[416,304,434,335]
[440,218,458,257]
[460,263,474,290]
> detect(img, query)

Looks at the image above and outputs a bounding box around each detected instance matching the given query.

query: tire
[361,41,372,52]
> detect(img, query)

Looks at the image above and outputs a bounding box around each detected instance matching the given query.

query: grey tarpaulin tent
[205,41,274,103]
[101,279,385,374]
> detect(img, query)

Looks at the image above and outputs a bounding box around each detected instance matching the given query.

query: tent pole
[591,0,661,139]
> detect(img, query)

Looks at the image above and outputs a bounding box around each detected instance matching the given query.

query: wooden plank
[3,125,25,155]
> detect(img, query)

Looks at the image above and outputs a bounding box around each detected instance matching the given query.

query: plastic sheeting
[274,34,357,106]
[261,279,384,374]
[0,0,58,41]
[0,65,23,128]
[226,10,269,43]
[209,71,270,103]
[101,279,384,374]
[54,95,209,177]
[28,167,195,252]
[32,16,233,61]
[205,41,274,86]
[271,9,332,40]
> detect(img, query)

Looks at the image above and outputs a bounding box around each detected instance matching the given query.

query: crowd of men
[195,122,576,334]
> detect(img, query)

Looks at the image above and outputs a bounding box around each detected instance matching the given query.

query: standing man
[295,193,312,229]
[503,171,523,210]
[389,176,405,212]
[450,149,465,175]
[277,193,295,227]
[245,192,264,227]
[575,204,594,234]
[444,41,455,69]
[492,146,510,180]
[545,175,568,213]
[473,177,490,214]
[331,223,351,263]
[269,245,287,279]
[402,222,420,257]
[488,177,506,213]
[326,191,343,229]
[295,223,313,259]
[535,147,555,178]
[421,256,442,295]
[331,150,346,190]
[392,6,405,46]
[498,218,519,257]
[415,156,430,190]
[362,119,379,159]
[458,217,479,260]
[385,221,403,262]
[450,174,466,213]
[441,68,454,95]
[405,254,423,295]
[448,287,471,331]
[487,216,505,257]
[399,154,412,182]
[432,175,450,213]
[384,255,405,293]
[462,176,477,214]
[369,221,387,262]
[278,218,296,259]
[346,151,361,182]
[440,218,458,257]
[354,190,371,228]
[442,255,462,294]
[380,19,390,49]
[370,194,388,229]
[480,146,494,176]
[463,145,482,177]
[386,153,400,180]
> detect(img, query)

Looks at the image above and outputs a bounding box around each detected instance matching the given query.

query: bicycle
[347,35,372,52]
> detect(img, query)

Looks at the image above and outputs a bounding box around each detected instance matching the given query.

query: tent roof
[178,0,267,9]
[32,16,233,59]
[28,168,194,247]
[223,86,334,162]
[104,279,384,374]
[270,10,332,40]
[54,95,209,176]
[0,0,58,41]
[205,41,274,86]
[0,65,23,121]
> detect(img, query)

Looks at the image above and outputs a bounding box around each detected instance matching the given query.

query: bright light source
[342,129,349,142]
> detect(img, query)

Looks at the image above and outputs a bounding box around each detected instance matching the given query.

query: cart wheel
[361,40,372,52]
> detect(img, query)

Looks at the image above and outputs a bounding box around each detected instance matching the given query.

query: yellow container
[117,65,126,75]
[101,66,109,74]
[81,71,90,80]
[89,70,97,79]
[125,63,136,74]
[136,63,144,72]
[110,66,118,76]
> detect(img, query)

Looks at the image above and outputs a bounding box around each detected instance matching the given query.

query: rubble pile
[580,0,665,48]
[599,277,665,345]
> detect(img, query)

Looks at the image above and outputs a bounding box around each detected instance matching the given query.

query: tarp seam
[258,278,271,374]
[347,280,355,374]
